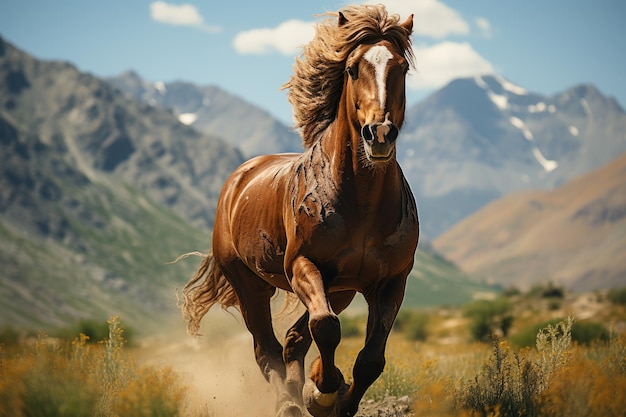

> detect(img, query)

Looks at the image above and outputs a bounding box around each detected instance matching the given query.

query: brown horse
[181,5,418,417]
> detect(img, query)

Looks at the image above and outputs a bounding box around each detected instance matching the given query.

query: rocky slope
[0,36,242,330]
[107,70,303,158]
[433,151,626,291]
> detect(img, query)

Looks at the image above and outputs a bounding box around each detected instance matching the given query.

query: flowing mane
[283,4,414,148]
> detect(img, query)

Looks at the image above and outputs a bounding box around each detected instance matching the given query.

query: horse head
[343,15,413,163]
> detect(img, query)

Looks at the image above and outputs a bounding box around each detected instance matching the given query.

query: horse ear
[338,11,348,26]
[401,14,414,34]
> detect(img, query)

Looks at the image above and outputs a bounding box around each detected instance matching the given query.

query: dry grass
[336,313,626,417]
[1,292,625,417]
[0,317,190,417]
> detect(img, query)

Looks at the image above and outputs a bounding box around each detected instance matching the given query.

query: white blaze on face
[364,45,393,110]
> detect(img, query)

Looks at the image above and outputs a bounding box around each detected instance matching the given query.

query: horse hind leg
[220,261,305,417]
[283,310,312,405]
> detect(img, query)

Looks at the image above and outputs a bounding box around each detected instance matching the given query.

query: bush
[394,310,430,341]
[0,326,23,346]
[511,319,609,347]
[502,287,521,297]
[542,286,564,299]
[404,312,430,342]
[571,321,610,345]
[55,318,135,346]
[463,298,513,342]
[607,286,626,305]
[539,334,626,416]
[547,299,561,311]
[456,317,574,417]
[457,338,542,416]
[340,315,364,338]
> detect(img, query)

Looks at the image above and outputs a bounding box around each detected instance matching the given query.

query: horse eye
[347,65,358,80]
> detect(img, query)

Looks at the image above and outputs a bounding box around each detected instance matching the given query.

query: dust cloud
[136,307,312,417]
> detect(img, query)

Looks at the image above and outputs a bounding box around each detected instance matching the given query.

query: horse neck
[321,106,400,209]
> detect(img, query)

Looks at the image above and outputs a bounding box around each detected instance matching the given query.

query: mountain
[0,36,244,331]
[106,70,303,158]
[108,72,626,241]
[432,151,626,292]
[0,39,243,232]
[398,75,626,237]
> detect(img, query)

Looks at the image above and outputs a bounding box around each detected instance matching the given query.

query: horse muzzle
[361,114,399,162]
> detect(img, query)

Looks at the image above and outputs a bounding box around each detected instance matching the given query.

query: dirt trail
[136,313,276,416]
[136,310,414,417]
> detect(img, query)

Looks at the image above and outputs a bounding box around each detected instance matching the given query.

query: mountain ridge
[398,74,626,237]
[432,151,626,291]
[0,37,243,331]
[106,70,303,158]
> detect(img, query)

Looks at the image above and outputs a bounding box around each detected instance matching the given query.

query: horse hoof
[276,401,304,417]
[302,379,337,417]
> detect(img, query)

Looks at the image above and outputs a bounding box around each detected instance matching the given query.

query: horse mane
[282,4,414,148]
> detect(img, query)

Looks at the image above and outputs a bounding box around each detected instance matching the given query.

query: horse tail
[180,252,239,336]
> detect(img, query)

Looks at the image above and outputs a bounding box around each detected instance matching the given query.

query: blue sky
[1,0,624,124]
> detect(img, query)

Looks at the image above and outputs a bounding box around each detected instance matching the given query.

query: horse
[181,5,418,417]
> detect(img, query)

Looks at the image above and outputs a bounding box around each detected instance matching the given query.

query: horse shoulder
[220,154,298,272]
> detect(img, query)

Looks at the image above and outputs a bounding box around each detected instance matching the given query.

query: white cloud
[150,1,220,32]
[408,41,494,90]
[233,0,474,55]
[233,20,315,55]
[365,0,469,38]
[475,17,492,38]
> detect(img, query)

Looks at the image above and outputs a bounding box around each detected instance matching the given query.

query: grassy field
[1,287,625,417]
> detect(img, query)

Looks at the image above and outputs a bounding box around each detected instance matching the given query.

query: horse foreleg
[290,256,345,417]
[283,290,357,411]
[339,275,408,417]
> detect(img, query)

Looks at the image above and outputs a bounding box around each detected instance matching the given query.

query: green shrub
[502,287,521,297]
[463,298,513,342]
[571,321,610,345]
[403,311,430,342]
[457,338,542,416]
[394,310,430,341]
[340,315,364,338]
[607,287,626,305]
[0,325,22,346]
[55,318,135,346]
[547,299,561,311]
[364,361,418,402]
[511,319,609,347]
[457,317,574,417]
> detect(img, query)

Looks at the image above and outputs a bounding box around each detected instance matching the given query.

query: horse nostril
[386,124,399,143]
[361,124,375,143]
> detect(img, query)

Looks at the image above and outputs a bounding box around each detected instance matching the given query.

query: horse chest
[301,210,414,284]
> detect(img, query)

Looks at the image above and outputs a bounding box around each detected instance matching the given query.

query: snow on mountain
[107,71,302,158]
[398,75,626,237]
[178,112,198,125]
